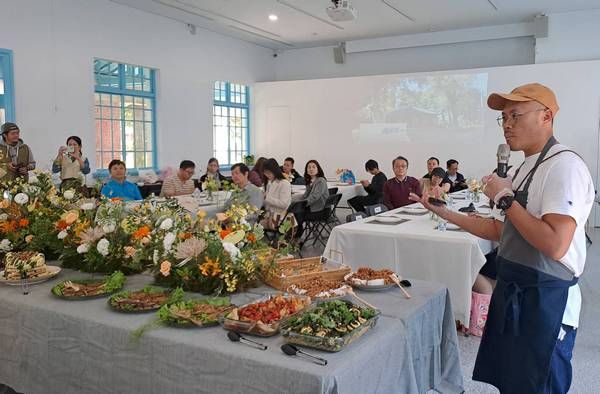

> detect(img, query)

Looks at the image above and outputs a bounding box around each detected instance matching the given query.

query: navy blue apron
[473,137,578,394]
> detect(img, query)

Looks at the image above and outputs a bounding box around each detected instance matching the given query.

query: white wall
[536,9,600,64]
[254,61,600,222]
[0,0,275,176]
[273,37,534,81]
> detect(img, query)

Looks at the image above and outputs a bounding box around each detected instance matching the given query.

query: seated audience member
[422,157,440,179]
[421,167,451,195]
[295,160,329,213]
[101,159,142,201]
[446,159,467,192]
[225,163,264,210]
[199,158,226,187]
[248,157,267,188]
[0,122,36,183]
[281,157,303,185]
[261,158,292,229]
[383,156,422,209]
[348,159,387,212]
[160,160,196,197]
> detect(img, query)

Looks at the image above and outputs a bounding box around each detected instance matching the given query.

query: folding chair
[301,194,342,248]
[346,211,367,222]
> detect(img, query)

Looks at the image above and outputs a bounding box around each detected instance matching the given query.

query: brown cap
[487,83,559,116]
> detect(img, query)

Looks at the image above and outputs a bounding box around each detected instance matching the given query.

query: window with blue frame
[94,59,156,169]
[0,49,15,125]
[213,81,249,167]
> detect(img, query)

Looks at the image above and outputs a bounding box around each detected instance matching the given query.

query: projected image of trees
[359,73,487,132]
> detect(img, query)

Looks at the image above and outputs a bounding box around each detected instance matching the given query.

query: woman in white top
[52,136,90,192]
[261,158,291,229]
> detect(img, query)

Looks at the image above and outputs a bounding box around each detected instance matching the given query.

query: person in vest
[52,136,90,192]
[411,83,594,394]
[0,122,36,183]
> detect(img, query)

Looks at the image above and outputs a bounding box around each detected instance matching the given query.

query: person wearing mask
[52,136,90,192]
[446,159,468,192]
[281,157,303,185]
[101,159,142,201]
[421,167,451,195]
[225,163,264,210]
[199,158,225,187]
[422,157,440,179]
[0,122,36,183]
[412,83,594,394]
[348,159,387,212]
[382,156,421,209]
[261,158,292,229]
[160,160,196,197]
[248,157,267,188]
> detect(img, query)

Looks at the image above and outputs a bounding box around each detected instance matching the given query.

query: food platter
[51,272,126,300]
[108,287,175,313]
[159,297,234,328]
[0,266,61,286]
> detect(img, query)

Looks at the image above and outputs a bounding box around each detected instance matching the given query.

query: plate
[399,207,428,214]
[335,182,352,186]
[108,288,172,313]
[0,266,62,286]
[371,216,406,224]
[51,274,125,300]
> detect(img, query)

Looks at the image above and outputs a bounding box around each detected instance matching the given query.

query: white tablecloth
[324,193,494,325]
[174,192,230,217]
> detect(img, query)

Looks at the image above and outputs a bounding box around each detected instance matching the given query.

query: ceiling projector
[326,0,357,22]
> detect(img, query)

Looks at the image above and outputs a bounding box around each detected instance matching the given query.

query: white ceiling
[112,0,600,49]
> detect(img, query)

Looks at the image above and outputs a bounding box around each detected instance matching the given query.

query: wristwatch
[497,194,515,212]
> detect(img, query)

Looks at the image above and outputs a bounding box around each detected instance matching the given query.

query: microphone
[496,144,511,178]
[227,331,268,350]
[281,344,328,366]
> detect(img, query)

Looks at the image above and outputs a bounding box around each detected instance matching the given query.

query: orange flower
[56,220,69,231]
[199,257,221,277]
[0,220,18,233]
[160,260,171,277]
[246,233,256,243]
[178,232,192,240]
[110,197,123,204]
[219,228,232,240]
[133,226,151,240]
[18,218,29,228]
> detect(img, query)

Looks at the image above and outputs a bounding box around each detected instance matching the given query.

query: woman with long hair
[301,159,328,213]
[199,157,225,188]
[261,158,292,229]
[248,157,267,187]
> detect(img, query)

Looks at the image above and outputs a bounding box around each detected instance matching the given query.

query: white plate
[400,207,428,214]
[371,216,406,224]
[335,182,352,186]
[0,266,62,286]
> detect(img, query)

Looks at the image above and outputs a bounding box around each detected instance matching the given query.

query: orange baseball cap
[487,83,559,116]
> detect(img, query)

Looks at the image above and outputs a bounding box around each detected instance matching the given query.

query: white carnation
[57,230,68,240]
[14,193,29,205]
[0,239,12,252]
[63,190,75,200]
[163,232,176,251]
[159,218,173,230]
[102,222,116,234]
[77,243,90,254]
[222,242,241,260]
[0,213,7,221]
[97,238,110,256]
[80,202,95,211]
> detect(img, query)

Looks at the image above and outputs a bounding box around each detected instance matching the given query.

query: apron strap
[515,136,558,193]
[501,281,524,335]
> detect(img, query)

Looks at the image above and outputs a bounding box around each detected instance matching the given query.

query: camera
[67,146,75,153]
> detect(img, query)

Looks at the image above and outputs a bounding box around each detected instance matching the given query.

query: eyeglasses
[496,108,547,127]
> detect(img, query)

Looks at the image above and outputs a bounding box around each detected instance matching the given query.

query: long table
[0,269,462,394]
[324,193,494,326]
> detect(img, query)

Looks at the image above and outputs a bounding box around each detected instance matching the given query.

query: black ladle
[281,344,327,366]
[227,331,268,350]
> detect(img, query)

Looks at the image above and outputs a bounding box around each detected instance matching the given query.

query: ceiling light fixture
[269,14,278,21]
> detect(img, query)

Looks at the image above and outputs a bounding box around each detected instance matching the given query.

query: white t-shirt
[492,143,595,327]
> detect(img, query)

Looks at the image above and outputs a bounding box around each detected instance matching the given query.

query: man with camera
[0,122,36,183]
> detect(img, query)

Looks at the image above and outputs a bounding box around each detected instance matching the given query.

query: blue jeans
[545,324,577,394]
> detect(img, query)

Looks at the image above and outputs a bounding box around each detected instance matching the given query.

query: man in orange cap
[411,83,594,393]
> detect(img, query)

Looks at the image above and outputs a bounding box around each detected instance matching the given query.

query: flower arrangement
[153,202,278,295]
[0,171,75,258]
[467,178,483,202]
[335,168,356,185]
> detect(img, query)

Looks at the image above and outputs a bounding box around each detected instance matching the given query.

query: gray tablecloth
[0,270,462,394]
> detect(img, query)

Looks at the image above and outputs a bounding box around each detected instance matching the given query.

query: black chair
[346,211,367,222]
[365,203,388,217]
[328,187,338,196]
[263,200,307,252]
[301,194,342,248]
